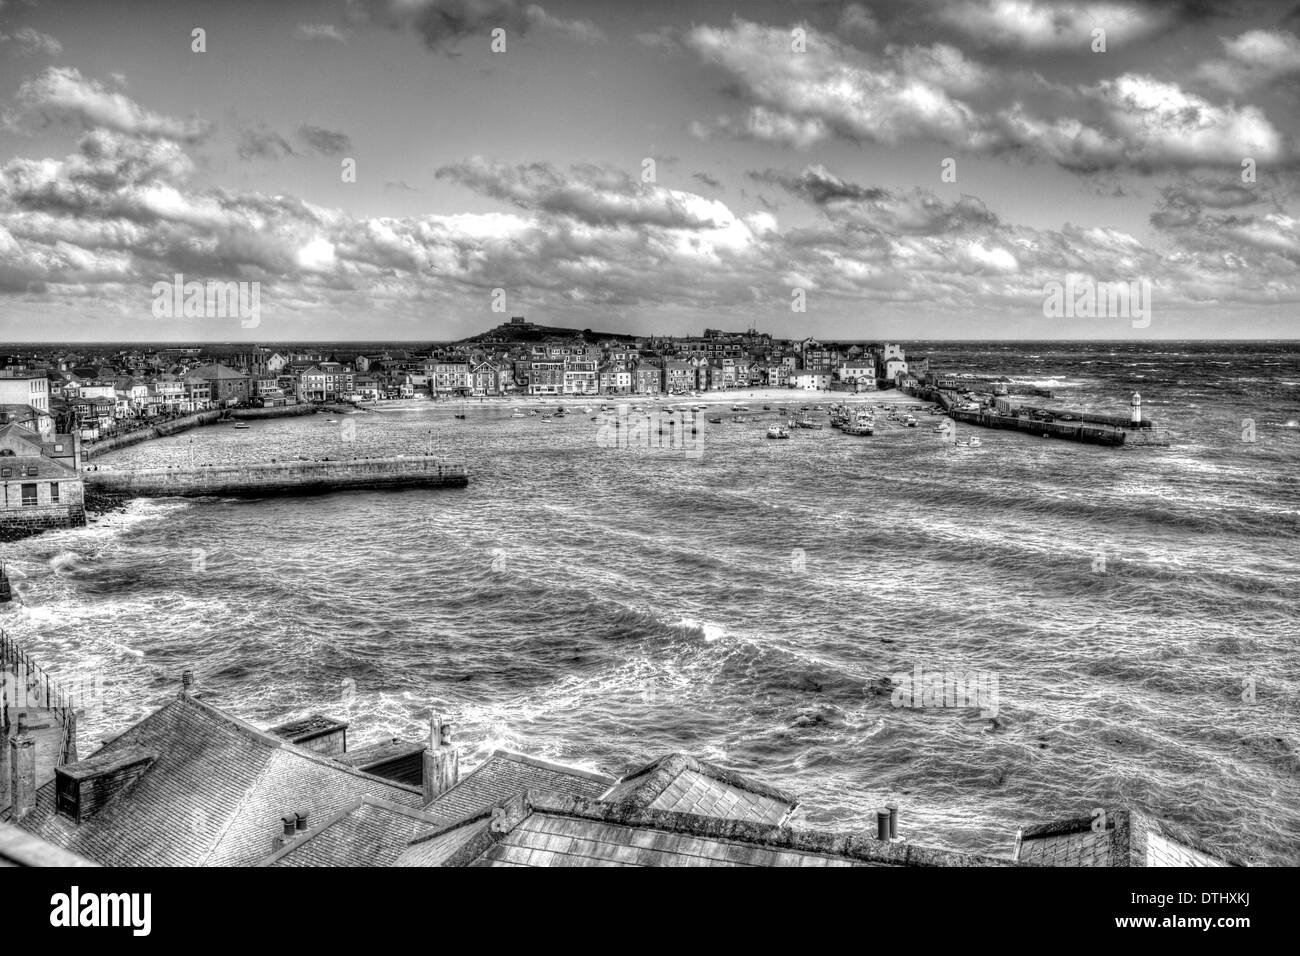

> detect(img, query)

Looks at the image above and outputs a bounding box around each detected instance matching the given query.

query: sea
[2,341,1297,864]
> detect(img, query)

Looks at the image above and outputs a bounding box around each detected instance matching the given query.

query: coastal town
[0,319,1164,543]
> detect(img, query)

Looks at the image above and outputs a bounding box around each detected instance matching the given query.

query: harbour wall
[83,404,326,459]
[84,456,468,504]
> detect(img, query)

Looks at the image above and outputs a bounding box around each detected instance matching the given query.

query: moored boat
[766,425,790,439]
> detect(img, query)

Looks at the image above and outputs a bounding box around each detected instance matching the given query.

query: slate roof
[599,754,798,826]
[0,822,98,867]
[261,796,442,867]
[1016,810,1234,867]
[413,791,1016,868]
[2,694,423,867]
[420,750,615,830]
[0,455,77,479]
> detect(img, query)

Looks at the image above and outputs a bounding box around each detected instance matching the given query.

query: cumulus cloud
[941,0,1167,52]
[7,67,211,143]
[435,156,734,230]
[687,22,1001,151]
[0,27,63,56]
[1198,29,1300,93]
[688,20,1293,172]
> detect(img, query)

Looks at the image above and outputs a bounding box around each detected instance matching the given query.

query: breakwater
[83,405,327,459]
[83,411,221,458]
[84,456,468,505]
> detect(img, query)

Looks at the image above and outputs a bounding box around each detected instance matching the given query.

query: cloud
[435,156,734,230]
[686,22,1003,150]
[0,27,63,56]
[7,67,211,143]
[1000,74,1288,171]
[1198,29,1300,93]
[687,20,1294,172]
[523,4,604,43]
[294,23,351,43]
[941,0,1167,52]
[237,125,296,161]
[349,0,530,54]
[692,172,722,190]
[296,124,352,156]
[385,179,420,191]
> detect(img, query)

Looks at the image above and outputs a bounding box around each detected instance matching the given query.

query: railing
[0,627,80,737]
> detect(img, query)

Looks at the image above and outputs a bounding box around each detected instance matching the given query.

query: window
[0,467,10,477]
[50,482,59,503]
[21,483,37,507]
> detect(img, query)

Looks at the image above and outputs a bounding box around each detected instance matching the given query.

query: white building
[0,372,50,412]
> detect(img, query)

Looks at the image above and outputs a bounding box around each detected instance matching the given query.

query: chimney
[9,716,36,821]
[272,814,297,852]
[54,745,156,823]
[294,810,309,833]
[180,669,195,697]
[421,713,460,805]
[876,809,890,841]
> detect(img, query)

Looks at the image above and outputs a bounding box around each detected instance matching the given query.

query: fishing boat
[766,425,790,439]
[0,563,12,603]
[793,418,823,429]
[842,412,875,436]
[904,415,918,428]
[231,421,250,430]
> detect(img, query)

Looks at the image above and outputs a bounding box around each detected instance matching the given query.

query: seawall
[83,456,468,505]
[83,404,327,459]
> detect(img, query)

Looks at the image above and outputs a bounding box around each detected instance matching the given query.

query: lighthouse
[1130,392,1141,426]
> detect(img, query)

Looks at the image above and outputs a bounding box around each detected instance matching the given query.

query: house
[0,371,50,413]
[1,683,1239,868]
[0,423,86,541]
[792,371,832,390]
[190,364,251,405]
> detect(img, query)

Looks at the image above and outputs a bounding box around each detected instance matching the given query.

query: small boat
[324,418,337,424]
[958,437,982,448]
[0,563,12,603]
[540,416,552,423]
[512,411,526,418]
[766,425,790,439]
[707,416,723,424]
[231,421,250,430]
[731,404,748,411]
[454,414,466,419]
[904,416,918,428]
[731,415,745,423]
[762,405,772,410]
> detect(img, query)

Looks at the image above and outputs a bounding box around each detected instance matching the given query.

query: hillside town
[1,319,930,440]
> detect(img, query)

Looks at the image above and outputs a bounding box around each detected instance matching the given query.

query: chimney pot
[281,814,296,837]
[876,809,891,841]
[295,810,309,832]
[181,669,195,696]
[886,803,898,839]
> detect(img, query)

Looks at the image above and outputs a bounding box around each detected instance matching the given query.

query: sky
[1,0,1299,342]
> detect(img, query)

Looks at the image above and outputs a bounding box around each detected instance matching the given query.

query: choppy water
[3,341,1298,864]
